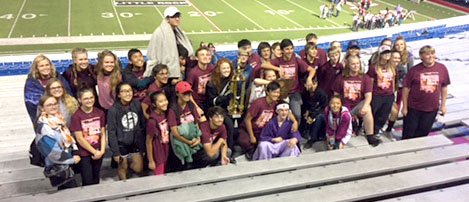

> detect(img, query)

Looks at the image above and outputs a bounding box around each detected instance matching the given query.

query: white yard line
[285,0,341,27]
[110,0,126,35]
[153,5,164,18]
[375,0,434,20]
[7,0,27,38]
[68,0,71,36]
[221,0,265,30]
[255,0,304,28]
[187,0,222,32]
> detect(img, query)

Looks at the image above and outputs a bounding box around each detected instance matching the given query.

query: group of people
[25,6,450,190]
[352,4,417,31]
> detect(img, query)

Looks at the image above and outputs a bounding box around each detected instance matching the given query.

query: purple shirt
[70,107,106,157]
[403,62,450,112]
[333,74,373,110]
[186,64,214,106]
[199,121,227,145]
[259,117,302,143]
[271,56,310,94]
[367,64,396,96]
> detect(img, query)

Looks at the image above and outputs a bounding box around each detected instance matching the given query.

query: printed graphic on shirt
[121,112,139,132]
[209,131,220,144]
[343,80,362,101]
[158,119,169,143]
[197,73,211,94]
[180,111,195,124]
[280,64,296,79]
[420,72,439,93]
[254,109,275,128]
[378,70,393,89]
[250,61,258,69]
[81,117,101,145]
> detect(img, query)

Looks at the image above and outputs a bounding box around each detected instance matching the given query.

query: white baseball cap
[164,7,180,17]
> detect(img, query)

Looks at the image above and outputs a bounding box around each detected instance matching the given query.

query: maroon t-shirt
[199,121,227,144]
[132,69,148,102]
[142,82,164,106]
[318,61,344,97]
[271,56,309,94]
[167,104,200,127]
[403,62,450,112]
[367,65,396,96]
[243,97,277,135]
[332,74,373,110]
[186,64,214,106]
[70,107,106,157]
[146,112,170,164]
[249,54,263,79]
[299,48,328,67]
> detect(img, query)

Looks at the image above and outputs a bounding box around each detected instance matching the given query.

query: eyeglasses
[44,102,58,108]
[50,86,63,91]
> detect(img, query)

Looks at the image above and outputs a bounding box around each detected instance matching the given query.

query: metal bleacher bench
[2,135,464,202]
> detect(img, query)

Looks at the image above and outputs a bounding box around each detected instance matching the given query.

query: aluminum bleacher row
[1,23,468,76]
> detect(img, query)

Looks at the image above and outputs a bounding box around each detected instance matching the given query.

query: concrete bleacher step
[114,144,469,202]
[2,135,453,201]
[240,160,469,202]
[380,183,469,202]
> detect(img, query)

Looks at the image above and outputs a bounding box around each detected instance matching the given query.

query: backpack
[29,139,45,167]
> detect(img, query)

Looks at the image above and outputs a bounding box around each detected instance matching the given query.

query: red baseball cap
[175,81,192,94]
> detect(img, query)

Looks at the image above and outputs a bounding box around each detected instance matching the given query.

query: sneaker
[366,135,381,147]
[303,140,314,149]
[229,157,237,165]
[244,149,255,161]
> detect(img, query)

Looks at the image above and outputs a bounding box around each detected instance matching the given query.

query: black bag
[43,164,75,187]
[29,139,45,167]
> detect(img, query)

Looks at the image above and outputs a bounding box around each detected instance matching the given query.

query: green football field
[0,0,464,54]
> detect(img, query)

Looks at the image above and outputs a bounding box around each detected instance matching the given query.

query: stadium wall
[0,15,468,76]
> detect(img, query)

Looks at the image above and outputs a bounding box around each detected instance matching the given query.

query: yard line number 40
[0,13,42,20]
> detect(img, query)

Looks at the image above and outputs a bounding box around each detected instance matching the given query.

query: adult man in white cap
[145,6,194,80]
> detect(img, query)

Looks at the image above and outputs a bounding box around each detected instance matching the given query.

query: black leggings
[371,94,395,134]
[80,156,103,186]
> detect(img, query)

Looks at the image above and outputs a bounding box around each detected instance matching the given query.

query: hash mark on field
[285,0,341,27]
[187,0,222,32]
[255,0,304,28]
[8,0,27,38]
[153,6,164,18]
[68,0,71,36]
[221,0,265,30]
[110,0,126,35]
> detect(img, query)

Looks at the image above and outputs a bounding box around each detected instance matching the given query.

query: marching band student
[329,41,344,64]
[386,36,415,133]
[301,42,320,68]
[205,58,236,153]
[44,79,79,127]
[301,80,328,149]
[367,46,396,135]
[369,38,393,66]
[238,81,281,160]
[257,42,272,64]
[107,83,145,180]
[25,54,72,123]
[402,45,450,139]
[248,69,278,106]
[344,40,368,73]
[299,33,328,67]
[167,81,205,171]
[237,39,262,79]
[324,95,353,150]
[70,88,106,185]
[198,106,231,166]
[96,50,122,111]
[332,55,381,146]
[35,95,80,190]
[141,64,171,120]
[317,46,343,99]
[262,39,316,121]
[122,48,154,102]
[253,101,301,160]
[146,91,170,175]
[62,48,96,97]
[186,47,215,111]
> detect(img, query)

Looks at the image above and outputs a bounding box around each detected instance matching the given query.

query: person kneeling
[195,106,231,167]
[253,102,301,160]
